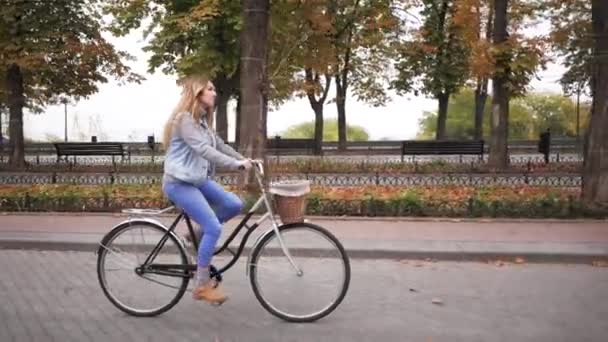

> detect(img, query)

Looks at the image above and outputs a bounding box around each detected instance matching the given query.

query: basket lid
[269,179,311,197]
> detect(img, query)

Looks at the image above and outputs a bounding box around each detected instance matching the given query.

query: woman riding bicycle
[161,75,252,305]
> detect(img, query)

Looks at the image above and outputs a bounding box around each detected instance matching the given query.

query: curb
[1,211,606,224]
[1,239,606,265]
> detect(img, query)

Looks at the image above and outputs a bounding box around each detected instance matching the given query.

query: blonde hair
[162,75,214,149]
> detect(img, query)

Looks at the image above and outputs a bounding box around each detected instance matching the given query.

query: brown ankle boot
[192,281,228,305]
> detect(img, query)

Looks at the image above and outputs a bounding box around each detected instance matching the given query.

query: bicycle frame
[125,161,302,281]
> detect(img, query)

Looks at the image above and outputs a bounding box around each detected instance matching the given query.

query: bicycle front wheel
[97,221,189,317]
[249,222,351,322]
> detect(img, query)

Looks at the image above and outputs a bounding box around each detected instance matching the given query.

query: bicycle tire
[248,222,351,322]
[97,220,189,317]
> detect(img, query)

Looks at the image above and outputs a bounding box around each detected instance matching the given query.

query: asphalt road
[0,250,607,342]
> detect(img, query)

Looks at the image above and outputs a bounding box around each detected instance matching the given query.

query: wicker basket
[269,180,310,224]
[274,194,307,224]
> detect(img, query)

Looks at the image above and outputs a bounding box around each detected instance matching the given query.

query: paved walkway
[1,250,607,341]
[1,213,607,263]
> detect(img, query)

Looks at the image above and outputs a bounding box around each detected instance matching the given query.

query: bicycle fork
[246,196,303,277]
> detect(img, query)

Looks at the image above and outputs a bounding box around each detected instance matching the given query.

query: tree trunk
[6,64,26,169]
[313,103,324,155]
[583,0,608,207]
[305,69,330,155]
[214,74,230,141]
[474,78,489,140]
[436,93,449,140]
[235,94,241,146]
[262,84,268,140]
[335,26,354,152]
[0,104,5,160]
[488,0,510,170]
[239,0,269,160]
[335,74,347,151]
[0,104,4,144]
[474,2,493,141]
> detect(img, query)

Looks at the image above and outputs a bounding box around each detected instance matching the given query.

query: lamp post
[60,97,69,142]
[576,87,581,141]
[0,106,4,145]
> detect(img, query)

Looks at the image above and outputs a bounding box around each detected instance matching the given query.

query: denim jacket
[163,112,244,186]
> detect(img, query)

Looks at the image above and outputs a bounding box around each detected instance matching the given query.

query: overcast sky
[21,20,569,143]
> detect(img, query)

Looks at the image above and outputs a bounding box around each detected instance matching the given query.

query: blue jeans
[162,179,243,266]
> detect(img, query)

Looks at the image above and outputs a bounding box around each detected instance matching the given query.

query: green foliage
[341,0,403,107]
[392,0,470,99]
[2,184,600,218]
[0,0,141,108]
[546,0,592,96]
[280,0,405,107]
[105,0,240,78]
[417,88,591,139]
[105,0,319,107]
[278,119,369,141]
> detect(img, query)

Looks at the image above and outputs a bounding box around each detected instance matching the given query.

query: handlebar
[237,159,264,175]
[251,159,264,175]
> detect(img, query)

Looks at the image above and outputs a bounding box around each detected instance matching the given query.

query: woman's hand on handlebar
[237,159,253,171]
[249,159,263,166]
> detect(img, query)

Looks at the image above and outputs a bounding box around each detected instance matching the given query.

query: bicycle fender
[245,227,276,278]
[101,218,186,254]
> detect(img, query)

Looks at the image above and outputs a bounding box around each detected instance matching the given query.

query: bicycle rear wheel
[97,221,189,317]
[248,222,350,322]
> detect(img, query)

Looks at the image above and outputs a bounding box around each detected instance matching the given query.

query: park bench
[54,142,130,164]
[266,138,316,155]
[401,140,485,162]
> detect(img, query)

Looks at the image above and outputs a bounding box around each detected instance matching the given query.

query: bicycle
[96,161,351,323]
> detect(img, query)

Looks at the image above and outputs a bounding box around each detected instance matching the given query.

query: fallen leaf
[431,298,443,305]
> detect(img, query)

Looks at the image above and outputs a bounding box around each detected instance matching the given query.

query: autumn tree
[546,0,592,143]
[329,0,403,151]
[583,0,608,207]
[266,0,403,153]
[453,0,493,140]
[486,0,510,169]
[296,2,334,155]
[457,0,547,169]
[105,0,241,141]
[0,0,140,168]
[454,0,547,147]
[547,0,592,97]
[106,0,311,144]
[263,0,332,155]
[392,0,470,140]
